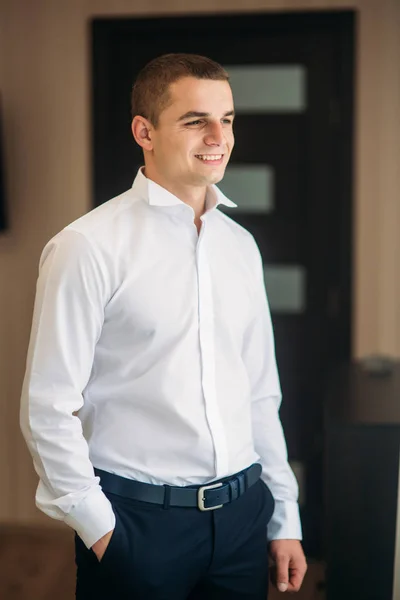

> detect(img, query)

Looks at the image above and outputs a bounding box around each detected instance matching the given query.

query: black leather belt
[94,463,262,511]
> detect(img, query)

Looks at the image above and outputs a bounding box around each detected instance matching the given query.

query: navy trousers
[75,476,275,599]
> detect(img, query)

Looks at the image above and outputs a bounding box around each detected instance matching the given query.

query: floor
[0,525,326,599]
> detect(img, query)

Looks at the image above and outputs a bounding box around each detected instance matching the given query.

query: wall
[0,0,399,523]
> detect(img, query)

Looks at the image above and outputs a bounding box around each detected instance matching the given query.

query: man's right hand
[91,529,114,562]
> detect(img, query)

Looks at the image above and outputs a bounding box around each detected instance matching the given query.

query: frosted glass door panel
[226,65,306,112]
[218,165,274,213]
[264,265,306,314]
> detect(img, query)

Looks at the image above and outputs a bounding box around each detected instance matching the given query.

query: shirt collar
[131,167,237,212]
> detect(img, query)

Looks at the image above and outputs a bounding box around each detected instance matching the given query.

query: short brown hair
[131,53,229,127]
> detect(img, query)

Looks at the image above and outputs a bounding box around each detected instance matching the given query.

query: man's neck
[143,168,207,222]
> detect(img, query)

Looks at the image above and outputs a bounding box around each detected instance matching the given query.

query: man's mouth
[195,154,224,164]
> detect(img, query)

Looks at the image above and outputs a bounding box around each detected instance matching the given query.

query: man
[20,53,307,599]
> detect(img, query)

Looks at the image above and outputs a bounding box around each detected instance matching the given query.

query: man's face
[148,77,235,189]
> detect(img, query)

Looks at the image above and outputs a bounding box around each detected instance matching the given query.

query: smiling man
[20,53,307,599]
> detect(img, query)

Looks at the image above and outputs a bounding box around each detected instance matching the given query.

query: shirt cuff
[64,487,116,549]
[267,499,302,541]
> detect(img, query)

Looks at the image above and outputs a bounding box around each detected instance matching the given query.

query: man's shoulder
[39,188,143,268]
[45,188,143,251]
[213,209,263,273]
[214,209,258,251]
[65,188,141,239]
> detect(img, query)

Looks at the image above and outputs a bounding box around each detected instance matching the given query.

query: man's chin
[211,172,225,184]
[207,172,226,186]
[198,168,226,186]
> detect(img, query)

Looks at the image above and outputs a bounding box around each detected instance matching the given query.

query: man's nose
[204,122,224,146]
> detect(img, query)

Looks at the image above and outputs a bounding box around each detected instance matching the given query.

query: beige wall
[0,0,399,523]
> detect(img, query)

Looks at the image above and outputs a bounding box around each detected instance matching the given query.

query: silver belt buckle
[197,482,223,511]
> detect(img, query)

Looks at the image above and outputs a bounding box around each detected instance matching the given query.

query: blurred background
[0,1,399,599]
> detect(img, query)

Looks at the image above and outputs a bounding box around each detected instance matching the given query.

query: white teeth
[196,154,223,161]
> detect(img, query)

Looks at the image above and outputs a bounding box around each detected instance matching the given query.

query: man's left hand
[269,539,307,593]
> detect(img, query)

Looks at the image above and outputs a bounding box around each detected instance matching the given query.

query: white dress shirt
[20,168,302,549]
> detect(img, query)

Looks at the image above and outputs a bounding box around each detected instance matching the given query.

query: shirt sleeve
[20,229,116,549]
[243,238,302,541]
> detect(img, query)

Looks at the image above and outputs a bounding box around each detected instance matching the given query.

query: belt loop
[237,473,246,496]
[163,484,171,509]
[229,479,238,502]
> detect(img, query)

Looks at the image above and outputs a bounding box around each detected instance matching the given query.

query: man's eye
[222,119,232,125]
[186,120,202,126]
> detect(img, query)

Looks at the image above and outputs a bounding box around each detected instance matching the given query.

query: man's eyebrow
[177,110,235,122]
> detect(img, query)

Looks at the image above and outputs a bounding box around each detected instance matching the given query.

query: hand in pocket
[92,528,115,562]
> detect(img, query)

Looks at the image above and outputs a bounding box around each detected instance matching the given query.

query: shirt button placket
[196,221,229,478]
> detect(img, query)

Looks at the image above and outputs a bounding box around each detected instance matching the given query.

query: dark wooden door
[92,11,354,557]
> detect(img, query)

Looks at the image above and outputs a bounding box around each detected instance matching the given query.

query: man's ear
[131,116,154,151]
